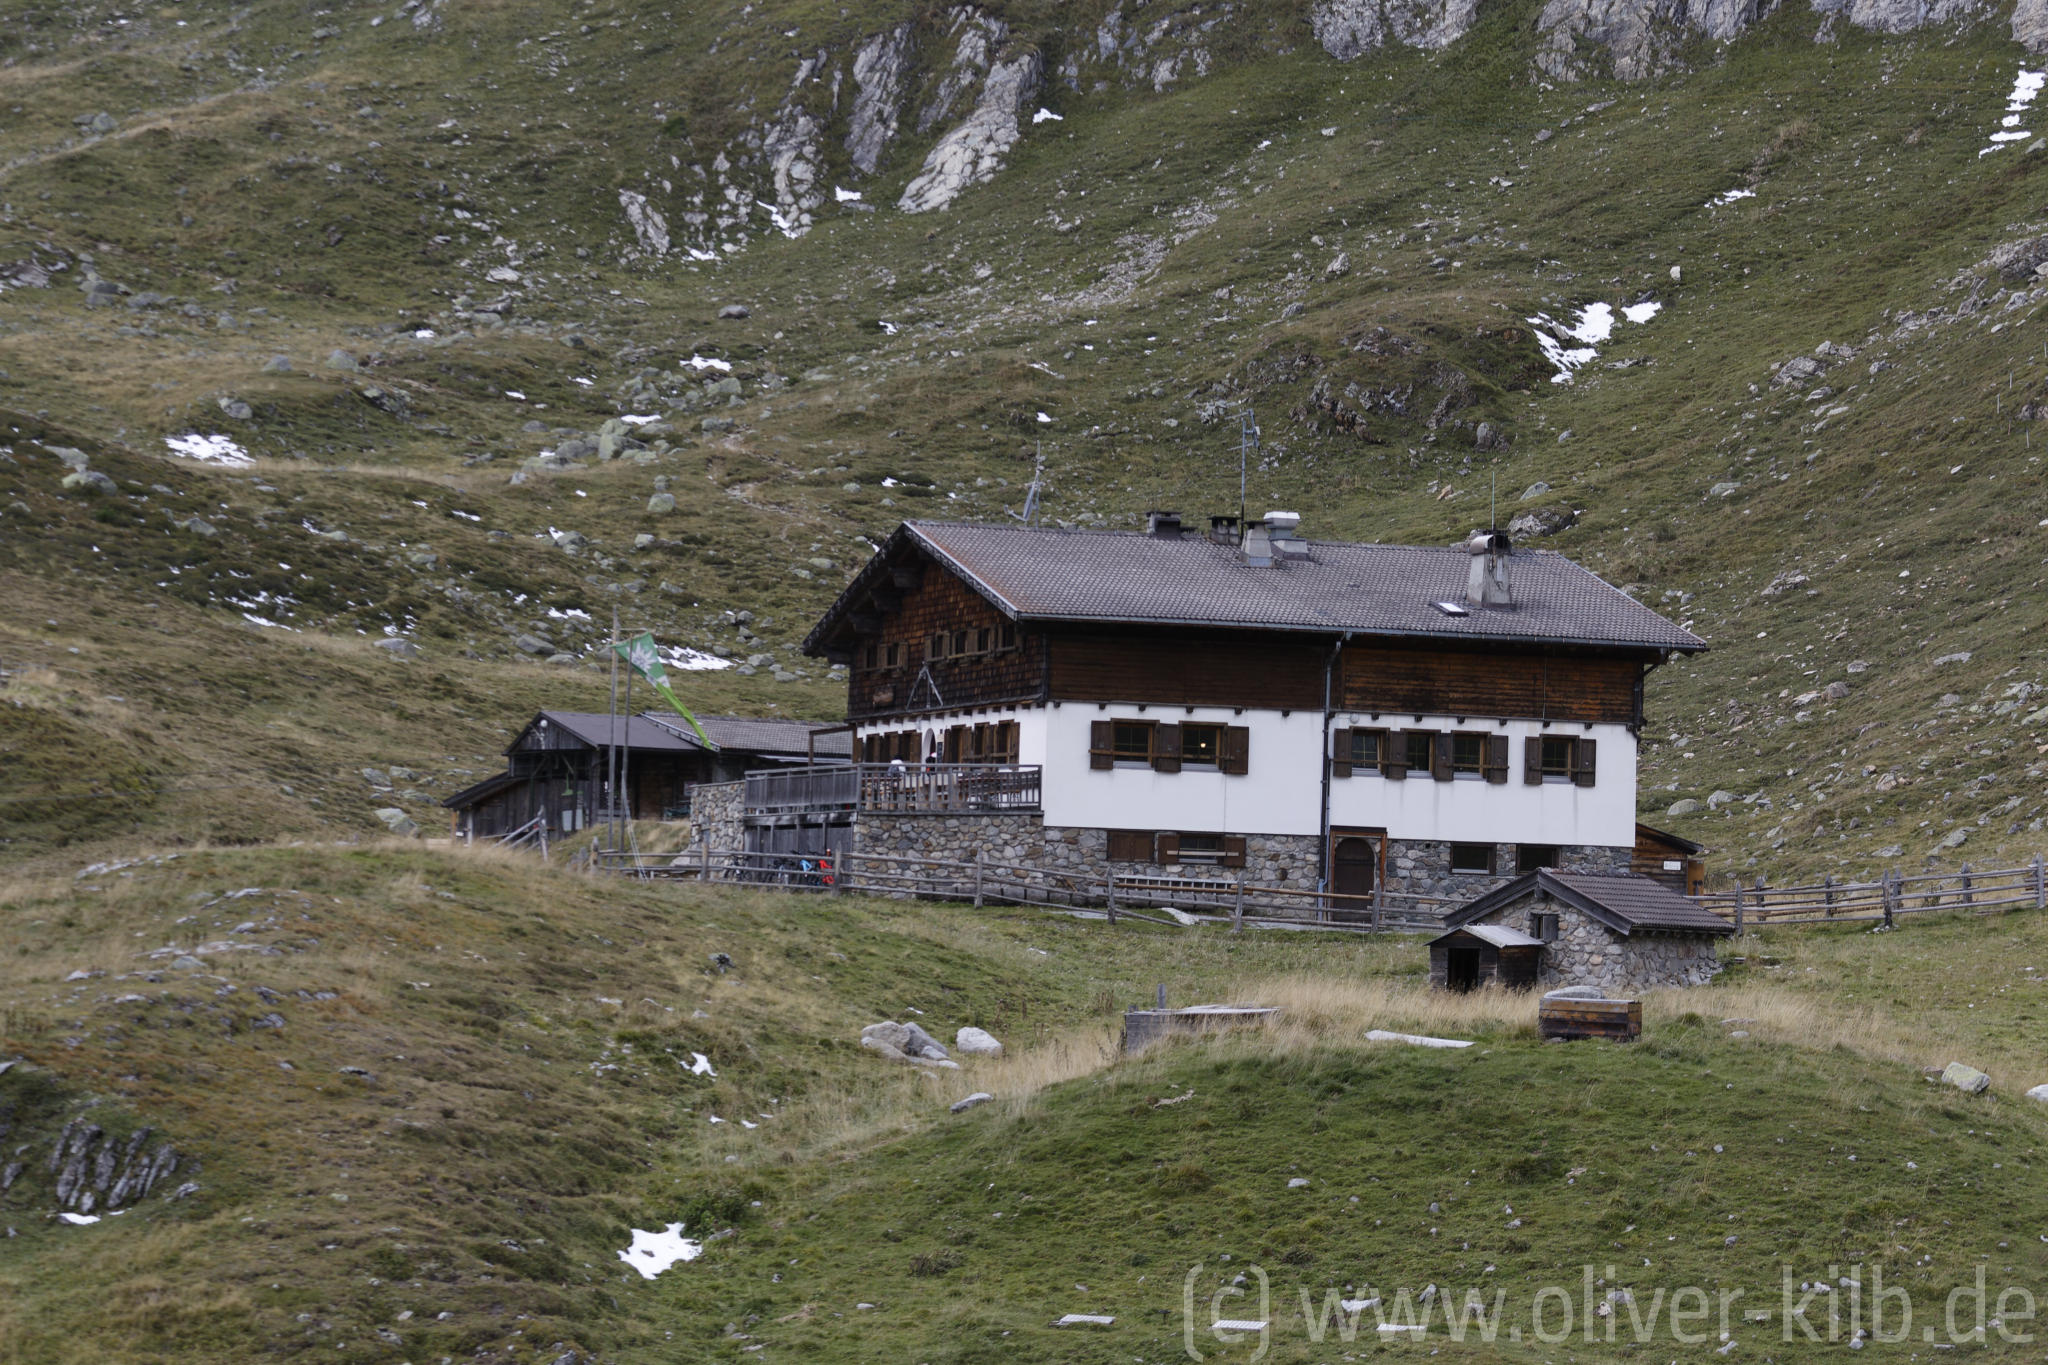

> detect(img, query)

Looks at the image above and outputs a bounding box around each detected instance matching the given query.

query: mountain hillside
[6,0,2048,879]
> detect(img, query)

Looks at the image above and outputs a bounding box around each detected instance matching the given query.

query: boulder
[1989,235,2048,280]
[2026,1083,2048,1103]
[717,304,751,320]
[949,1092,994,1113]
[1771,355,1825,388]
[647,493,677,514]
[902,1023,949,1060]
[863,1020,949,1060]
[181,516,218,537]
[955,1026,1004,1057]
[261,355,293,374]
[60,469,117,495]
[1941,1062,1991,1094]
[217,397,254,421]
[374,807,420,838]
[1666,798,1701,817]
[1508,506,1575,539]
[374,638,422,659]
[513,633,555,656]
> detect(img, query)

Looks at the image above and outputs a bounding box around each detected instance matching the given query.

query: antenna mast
[1237,404,1257,528]
[1015,442,1046,526]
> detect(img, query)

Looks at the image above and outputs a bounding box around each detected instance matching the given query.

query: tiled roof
[806,521,1704,654]
[521,712,850,758]
[1447,869,1735,938]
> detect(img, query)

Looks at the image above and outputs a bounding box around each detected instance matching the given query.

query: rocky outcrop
[1531,0,1747,83]
[847,24,915,174]
[1067,2,1231,92]
[1311,0,1482,58]
[2016,0,2048,50]
[618,191,669,257]
[917,9,1011,135]
[1811,0,1989,36]
[900,49,1043,214]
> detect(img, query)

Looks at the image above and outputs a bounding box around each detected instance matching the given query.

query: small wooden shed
[1435,868,1735,994]
[1428,923,1545,992]
[1632,823,1708,895]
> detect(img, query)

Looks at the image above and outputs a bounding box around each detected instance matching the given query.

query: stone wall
[1467,893,1722,992]
[1385,839,1630,900]
[689,779,744,850]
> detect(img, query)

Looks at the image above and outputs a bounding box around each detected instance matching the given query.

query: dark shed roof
[804,520,1705,656]
[1635,822,1708,856]
[1446,869,1735,938]
[509,711,850,759]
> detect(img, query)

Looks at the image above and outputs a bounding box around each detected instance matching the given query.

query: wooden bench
[1538,993,1641,1042]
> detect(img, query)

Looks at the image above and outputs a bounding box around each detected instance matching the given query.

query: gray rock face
[374,807,420,837]
[1823,0,1986,36]
[1311,0,1482,59]
[2016,0,2048,49]
[618,190,670,257]
[847,24,916,174]
[917,8,1011,134]
[1508,506,1576,538]
[900,49,1042,214]
[761,58,828,238]
[45,1120,178,1215]
[1989,235,2048,280]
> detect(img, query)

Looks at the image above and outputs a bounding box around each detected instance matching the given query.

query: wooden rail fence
[590,846,1457,933]
[1697,856,2048,931]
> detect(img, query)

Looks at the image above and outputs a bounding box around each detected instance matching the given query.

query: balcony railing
[743,763,1042,817]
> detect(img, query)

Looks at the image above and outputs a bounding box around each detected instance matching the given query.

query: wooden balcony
[742,763,1042,817]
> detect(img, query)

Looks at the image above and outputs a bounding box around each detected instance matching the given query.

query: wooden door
[1330,831,1382,921]
[1447,946,1482,993]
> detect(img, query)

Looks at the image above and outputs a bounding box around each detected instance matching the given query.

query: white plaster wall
[853,708,1638,847]
[1326,716,1637,847]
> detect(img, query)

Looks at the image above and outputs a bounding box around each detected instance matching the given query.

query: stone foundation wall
[851,811,1048,865]
[689,779,744,850]
[1385,840,1630,900]
[1468,895,1722,992]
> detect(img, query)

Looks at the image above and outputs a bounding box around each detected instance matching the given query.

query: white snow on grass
[662,645,734,672]
[1036,411,1054,423]
[571,376,594,387]
[58,1213,100,1225]
[1364,1028,1474,1049]
[1708,187,1756,206]
[1982,69,2046,156]
[164,433,252,467]
[505,390,526,400]
[546,606,591,621]
[686,247,718,262]
[618,1223,702,1278]
[1032,107,1064,124]
[1527,300,1659,382]
[619,413,660,425]
[686,1052,716,1076]
[682,354,732,373]
[834,186,863,202]
[878,319,899,335]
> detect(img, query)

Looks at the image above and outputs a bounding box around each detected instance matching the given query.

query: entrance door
[1446,945,1482,992]
[1329,830,1383,920]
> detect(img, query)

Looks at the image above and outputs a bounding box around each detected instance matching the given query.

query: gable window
[1449,842,1495,875]
[884,642,901,669]
[863,641,879,670]
[1528,909,1560,942]
[1517,844,1561,873]
[1182,723,1223,767]
[996,622,1018,651]
[928,632,949,661]
[1524,735,1599,787]
[951,628,970,657]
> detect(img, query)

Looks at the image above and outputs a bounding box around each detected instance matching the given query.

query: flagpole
[607,606,621,854]
[620,650,635,862]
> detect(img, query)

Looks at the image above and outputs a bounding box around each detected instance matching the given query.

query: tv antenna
[1010,442,1046,526]
[1236,404,1259,527]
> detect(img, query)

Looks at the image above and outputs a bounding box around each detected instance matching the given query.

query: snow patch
[662,645,734,672]
[164,433,252,467]
[1982,69,2046,157]
[1527,300,1659,382]
[834,186,863,202]
[686,1052,716,1076]
[683,354,733,373]
[58,1213,101,1225]
[1032,107,1064,123]
[618,1223,702,1278]
[1708,187,1755,206]
[619,414,660,425]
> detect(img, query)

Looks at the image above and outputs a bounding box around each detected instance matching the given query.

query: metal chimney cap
[1264,510,1302,535]
[1463,528,1511,555]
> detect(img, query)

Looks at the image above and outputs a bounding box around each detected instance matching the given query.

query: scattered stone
[955,1027,1003,1057]
[2025,1083,2048,1103]
[1667,798,1701,816]
[60,469,117,495]
[1874,844,1903,857]
[1053,1314,1116,1327]
[1934,828,1969,851]
[181,516,218,537]
[77,111,118,135]
[217,397,254,421]
[1706,790,1737,808]
[1325,251,1351,278]
[717,304,751,320]
[862,1020,950,1060]
[513,634,554,656]
[1520,480,1551,501]
[1708,481,1741,498]
[1508,506,1575,539]
[261,355,293,374]
[374,638,421,659]
[1771,355,1825,387]
[1822,680,1850,701]
[1288,1176,1311,1188]
[1940,1062,1991,1094]
[1934,651,1973,666]
[647,492,677,514]
[949,1092,994,1113]
[1281,301,1306,319]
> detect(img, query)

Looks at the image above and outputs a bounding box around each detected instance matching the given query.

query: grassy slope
[2,844,2047,1362]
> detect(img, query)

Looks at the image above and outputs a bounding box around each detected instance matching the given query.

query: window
[1349,728,1383,768]
[1157,832,1247,868]
[1113,721,1154,762]
[1182,723,1223,767]
[1528,910,1560,942]
[1332,727,1391,778]
[1092,720,1247,773]
[951,628,969,657]
[996,622,1018,651]
[974,626,992,655]
[1524,735,1599,787]
[1450,732,1485,778]
[884,642,901,669]
[1517,844,1561,873]
[863,641,879,669]
[1176,833,1226,864]
[1405,731,1435,775]
[929,632,948,660]
[1449,842,1495,875]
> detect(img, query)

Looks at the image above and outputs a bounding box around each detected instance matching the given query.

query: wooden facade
[845,565,1045,722]
[1632,823,1708,895]
[1338,645,1642,727]
[1050,630,1327,709]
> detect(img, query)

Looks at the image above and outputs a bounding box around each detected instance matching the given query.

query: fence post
[1823,874,1835,918]
[2035,854,2045,910]
[1961,863,1974,908]
[831,848,847,897]
[1883,871,1897,929]
[1371,885,1384,935]
[1106,873,1118,925]
[701,840,712,883]
[1732,882,1744,937]
[973,852,984,909]
[1232,874,1245,934]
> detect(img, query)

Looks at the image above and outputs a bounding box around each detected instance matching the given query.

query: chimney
[1146,509,1183,539]
[1266,510,1303,557]
[1463,528,1514,608]
[1242,517,1273,567]
[1208,514,1240,546]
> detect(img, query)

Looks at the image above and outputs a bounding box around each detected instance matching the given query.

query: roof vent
[1265,510,1308,560]
[1463,528,1514,609]
[1146,509,1183,539]
[1242,518,1273,568]
[1208,514,1240,546]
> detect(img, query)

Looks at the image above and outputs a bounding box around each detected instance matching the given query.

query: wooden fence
[590,846,1457,933]
[1696,856,2048,931]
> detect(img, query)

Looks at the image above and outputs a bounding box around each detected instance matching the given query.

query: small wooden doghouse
[1632,822,1709,895]
[1428,923,1545,992]
[1434,868,1736,994]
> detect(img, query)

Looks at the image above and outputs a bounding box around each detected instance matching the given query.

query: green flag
[613,633,716,749]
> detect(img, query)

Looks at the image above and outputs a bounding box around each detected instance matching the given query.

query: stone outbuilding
[1431,868,1734,993]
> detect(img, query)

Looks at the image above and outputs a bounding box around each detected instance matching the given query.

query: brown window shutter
[1431,731,1453,782]
[1222,835,1248,869]
[1221,725,1250,775]
[1331,727,1353,779]
[1573,736,1598,788]
[1090,719,1114,770]
[1156,832,1181,866]
[929,632,947,660]
[1524,736,1544,785]
[1384,730,1408,781]
[1107,829,1153,862]
[1485,733,1509,785]
[1153,722,1183,773]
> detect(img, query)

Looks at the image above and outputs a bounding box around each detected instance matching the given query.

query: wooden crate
[1538,996,1641,1042]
